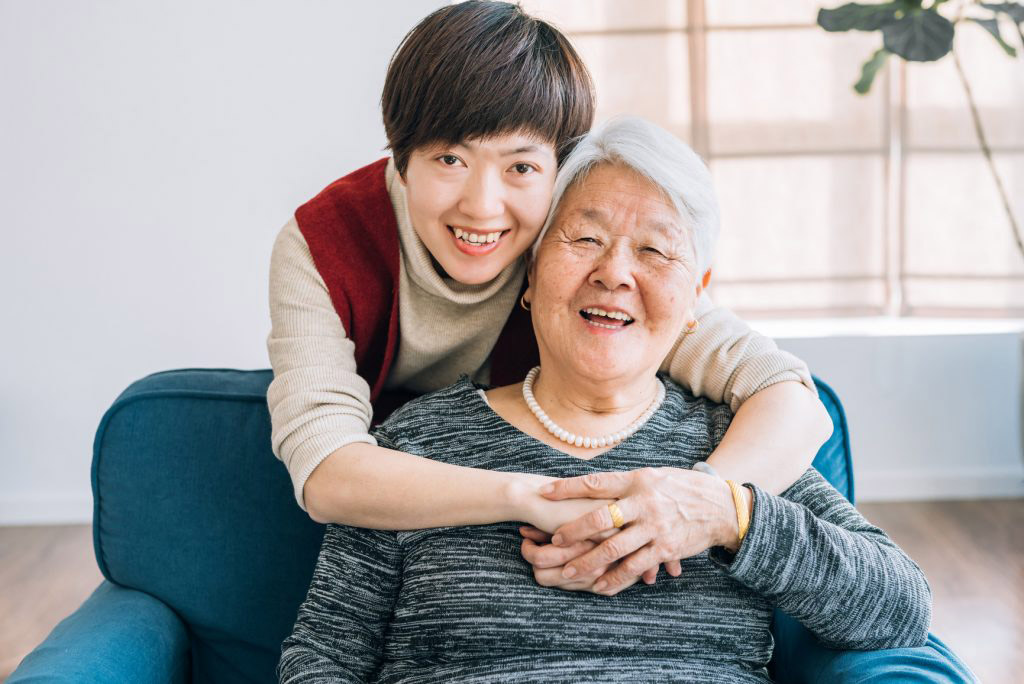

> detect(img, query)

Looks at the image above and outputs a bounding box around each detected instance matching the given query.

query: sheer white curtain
[521,0,1024,317]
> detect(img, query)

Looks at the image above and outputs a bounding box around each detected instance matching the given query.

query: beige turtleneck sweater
[267,159,813,511]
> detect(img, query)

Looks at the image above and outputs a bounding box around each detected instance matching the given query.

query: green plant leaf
[981,2,1024,44]
[882,9,955,61]
[818,2,901,31]
[970,17,1018,56]
[854,47,891,93]
[981,2,1024,24]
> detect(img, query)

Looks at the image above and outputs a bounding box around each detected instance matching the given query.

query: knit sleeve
[708,471,933,651]
[660,293,815,412]
[277,524,401,683]
[266,216,377,512]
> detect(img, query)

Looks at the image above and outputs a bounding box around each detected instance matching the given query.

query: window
[522,0,1024,317]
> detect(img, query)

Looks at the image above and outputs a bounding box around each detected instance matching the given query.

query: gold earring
[520,294,531,312]
[684,319,699,334]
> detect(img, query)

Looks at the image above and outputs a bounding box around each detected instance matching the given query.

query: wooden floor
[1,499,1020,682]
[858,499,1022,683]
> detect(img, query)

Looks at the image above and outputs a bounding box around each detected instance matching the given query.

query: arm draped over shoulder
[660,292,815,412]
[266,216,377,512]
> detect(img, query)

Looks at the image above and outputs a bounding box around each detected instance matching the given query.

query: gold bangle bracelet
[725,480,750,543]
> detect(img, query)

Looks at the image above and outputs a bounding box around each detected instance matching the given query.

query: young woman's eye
[439,154,461,166]
[512,162,536,175]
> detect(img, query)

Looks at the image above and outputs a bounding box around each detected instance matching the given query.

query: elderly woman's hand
[518,481,682,591]
[519,526,682,593]
[537,467,747,596]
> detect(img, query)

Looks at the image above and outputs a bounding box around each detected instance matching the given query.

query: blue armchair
[9,369,975,683]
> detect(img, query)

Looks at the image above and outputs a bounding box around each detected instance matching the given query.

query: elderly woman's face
[528,163,700,382]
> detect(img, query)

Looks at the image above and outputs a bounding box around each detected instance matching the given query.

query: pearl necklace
[521,366,666,449]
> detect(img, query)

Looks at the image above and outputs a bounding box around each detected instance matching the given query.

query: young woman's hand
[521,489,618,537]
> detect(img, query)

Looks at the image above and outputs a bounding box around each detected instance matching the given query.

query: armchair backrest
[91,369,851,683]
[92,369,324,683]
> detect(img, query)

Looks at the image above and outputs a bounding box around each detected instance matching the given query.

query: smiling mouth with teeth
[580,307,635,329]
[450,226,508,244]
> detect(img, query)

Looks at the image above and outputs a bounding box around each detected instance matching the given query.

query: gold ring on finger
[608,502,625,528]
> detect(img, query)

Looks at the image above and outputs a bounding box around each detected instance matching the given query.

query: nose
[458,167,505,221]
[588,241,637,292]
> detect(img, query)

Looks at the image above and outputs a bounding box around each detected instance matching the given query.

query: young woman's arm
[702,381,831,493]
[304,442,546,527]
[662,293,833,494]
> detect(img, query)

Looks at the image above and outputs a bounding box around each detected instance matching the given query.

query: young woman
[266,1,831,581]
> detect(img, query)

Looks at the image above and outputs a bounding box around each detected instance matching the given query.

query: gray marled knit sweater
[278,377,931,683]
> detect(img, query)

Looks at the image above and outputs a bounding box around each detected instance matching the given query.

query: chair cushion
[92,368,325,683]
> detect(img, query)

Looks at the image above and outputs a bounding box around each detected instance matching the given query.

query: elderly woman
[277,118,931,683]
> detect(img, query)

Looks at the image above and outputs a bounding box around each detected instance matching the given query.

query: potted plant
[818,0,1024,258]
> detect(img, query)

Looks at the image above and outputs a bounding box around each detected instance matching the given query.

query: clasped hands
[519,467,741,597]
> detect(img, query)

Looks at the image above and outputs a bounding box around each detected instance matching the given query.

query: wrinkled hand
[539,467,734,596]
[518,479,680,592]
[518,526,681,593]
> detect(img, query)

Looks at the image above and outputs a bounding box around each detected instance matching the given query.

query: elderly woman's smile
[526,162,700,389]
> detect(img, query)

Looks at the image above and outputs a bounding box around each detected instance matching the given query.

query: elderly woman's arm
[710,471,932,650]
[277,525,400,683]
[661,293,833,494]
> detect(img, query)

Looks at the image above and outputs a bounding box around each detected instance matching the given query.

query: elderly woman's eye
[642,246,667,257]
[576,236,600,245]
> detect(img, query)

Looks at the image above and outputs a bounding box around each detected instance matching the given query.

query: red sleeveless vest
[293,158,539,424]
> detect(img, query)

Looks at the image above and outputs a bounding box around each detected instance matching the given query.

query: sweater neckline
[385,158,526,306]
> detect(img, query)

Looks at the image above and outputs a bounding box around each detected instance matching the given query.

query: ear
[696,268,712,296]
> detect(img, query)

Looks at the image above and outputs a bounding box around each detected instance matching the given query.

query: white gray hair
[531,116,720,276]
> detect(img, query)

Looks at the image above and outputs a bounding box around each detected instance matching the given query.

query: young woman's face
[402,132,558,285]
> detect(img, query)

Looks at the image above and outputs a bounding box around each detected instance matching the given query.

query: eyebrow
[458,140,544,156]
[579,207,682,238]
[648,220,683,237]
[500,144,542,155]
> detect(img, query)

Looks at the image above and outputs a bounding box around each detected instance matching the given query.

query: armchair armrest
[8,580,189,683]
[772,611,977,683]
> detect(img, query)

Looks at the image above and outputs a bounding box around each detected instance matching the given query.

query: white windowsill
[750,317,1024,339]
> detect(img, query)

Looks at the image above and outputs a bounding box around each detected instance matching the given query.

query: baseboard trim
[0,493,93,526]
[856,465,1024,502]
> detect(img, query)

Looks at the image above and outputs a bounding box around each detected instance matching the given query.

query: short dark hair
[381,1,595,175]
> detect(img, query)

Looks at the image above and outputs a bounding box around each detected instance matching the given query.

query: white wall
[760,320,1024,502]
[0,0,442,525]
